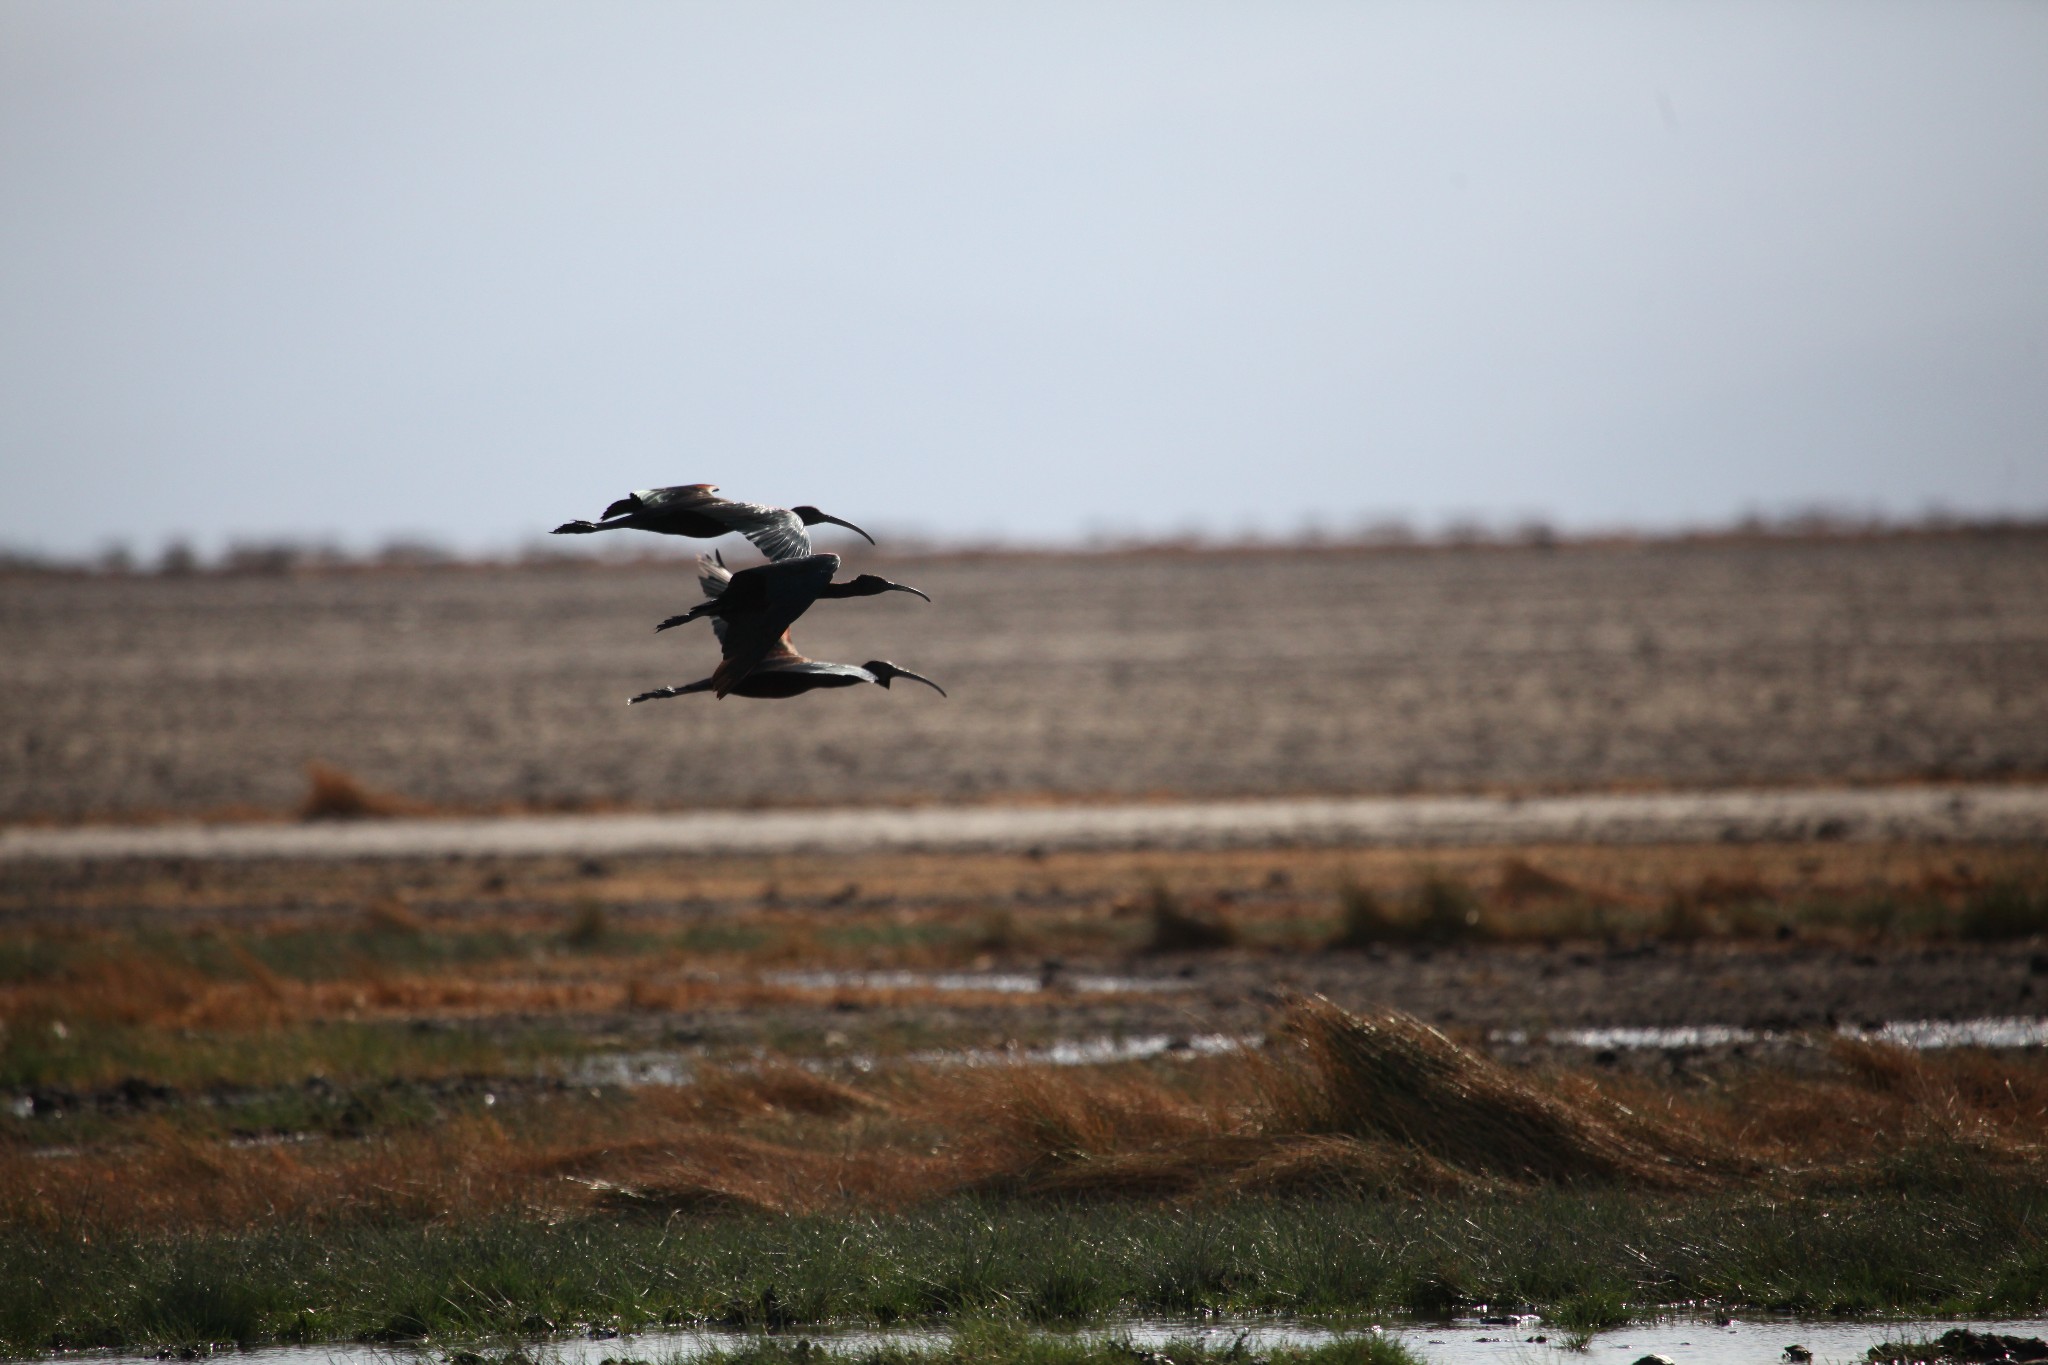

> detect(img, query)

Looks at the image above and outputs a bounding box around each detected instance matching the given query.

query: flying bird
[551,484,874,562]
[656,554,929,634]
[627,650,947,704]
[628,555,944,703]
[656,553,929,697]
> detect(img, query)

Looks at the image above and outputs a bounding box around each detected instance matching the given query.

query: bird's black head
[846,574,931,602]
[791,506,876,545]
[862,661,947,696]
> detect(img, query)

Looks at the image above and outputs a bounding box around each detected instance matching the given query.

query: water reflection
[1495,1016,2048,1051]
[78,1315,2048,1365]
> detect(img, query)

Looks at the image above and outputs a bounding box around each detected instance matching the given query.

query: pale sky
[3,1,2045,560]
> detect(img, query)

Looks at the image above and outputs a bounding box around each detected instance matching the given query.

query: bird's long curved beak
[894,668,947,697]
[815,513,876,545]
[886,581,932,603]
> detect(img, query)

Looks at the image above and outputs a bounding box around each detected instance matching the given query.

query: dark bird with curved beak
[551,483,873,562]
[629,651,947,704]
[663,554,932,698]
[630,554,944,703]
[656,553,929,636]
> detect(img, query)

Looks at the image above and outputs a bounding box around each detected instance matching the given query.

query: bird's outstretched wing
[701,498,812,562]
[605,483,720,521]
[710,554,838,697]
[692,555,734,646]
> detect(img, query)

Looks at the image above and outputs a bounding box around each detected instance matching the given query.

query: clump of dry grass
[0,950,298,1035]
[1651,872,1783,939]
[13,990,2048,1238]
[1224,1132,1471,1197]
[300,762,412,820]
[934,1000,1736,1200]
[562,902,609,948]
[1958,881,2048,941]
[1682,1034,2048,1185]
[692,1063,891,1121]
[1327,881,1404,950]
[1261,997,1715,1186]
[1326,874,1489,949]
[363,895,425,935]
[555,1129,929,1218]
[1495,856,1588,906]
[1142,884,1238,952]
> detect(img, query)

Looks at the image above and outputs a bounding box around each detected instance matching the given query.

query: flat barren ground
[4,531,2046,822]
[7,578,2048,1349]
[7,838,2045,1058]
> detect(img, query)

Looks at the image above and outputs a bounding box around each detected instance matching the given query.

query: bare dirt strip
[3,782,2044,862]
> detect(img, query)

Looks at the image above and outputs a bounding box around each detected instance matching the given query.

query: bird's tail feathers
[655,604,712,633]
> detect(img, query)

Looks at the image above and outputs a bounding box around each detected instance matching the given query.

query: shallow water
[906,1031,1253,1068]
[763,971,1190,996]
[561,1031,1259,1088]
[1496,1017,2048,1051]
[563,1013,2048,1092]
[76,1314,2048,1365]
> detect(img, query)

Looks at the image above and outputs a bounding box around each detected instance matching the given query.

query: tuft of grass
[1958,882,2048,941]
[975,911,1023,955]
[1495,857,1585,906]
[1413,874,1487,944]
[563,902,609,949]
[1262,998,1716,1186]
[1325,875,1487,949]
[299,762,411,820]
[1143,885,1238,953]
[1327,882,1403,951]
[1548,1289,1631,1345]
[363,895,425,936]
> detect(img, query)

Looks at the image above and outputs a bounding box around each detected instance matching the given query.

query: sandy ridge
[3,784,2043,863]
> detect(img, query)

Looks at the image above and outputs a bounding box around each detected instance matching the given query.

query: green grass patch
[3,1187,2045,1357]
[688,1327,1421,1365]
[0,1016,562,1091]
[674,923,780,955]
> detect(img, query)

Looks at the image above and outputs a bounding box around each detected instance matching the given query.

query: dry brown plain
[8,534,2048,1352]
[4,530,2047,822]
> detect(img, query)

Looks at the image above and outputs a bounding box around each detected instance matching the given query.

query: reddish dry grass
[9,999,2048,1237]
[4,965,2048,1244]
[1672,1037,2048,1176]
[0,948,1114,1040]
[300,762,418,820]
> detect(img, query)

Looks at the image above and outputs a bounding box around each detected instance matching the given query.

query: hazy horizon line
[8,507,2045,579]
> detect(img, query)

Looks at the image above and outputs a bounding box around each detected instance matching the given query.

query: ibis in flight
[629,555,945,703]
[628,650,947,704]
[656,553,929,636]
[655,553,930,696]
[551,483,873,562]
